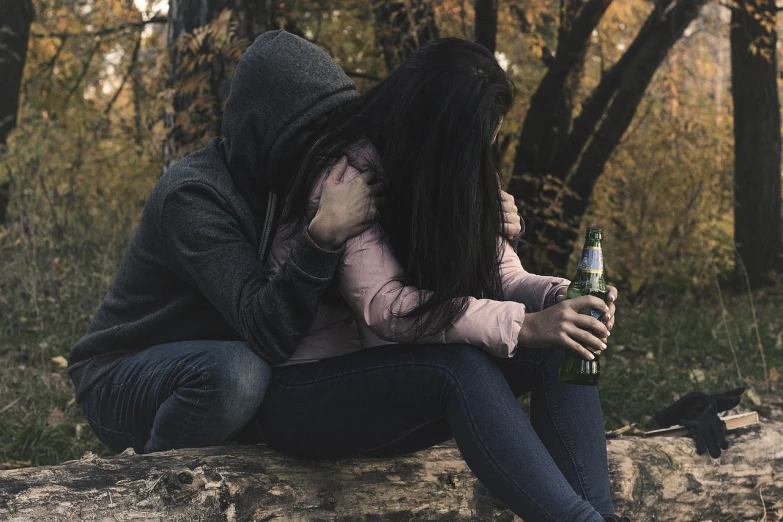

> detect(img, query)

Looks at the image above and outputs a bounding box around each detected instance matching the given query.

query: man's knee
[202,342,271,426]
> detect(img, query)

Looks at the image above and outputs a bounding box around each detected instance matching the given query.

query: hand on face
[308,156,382,250]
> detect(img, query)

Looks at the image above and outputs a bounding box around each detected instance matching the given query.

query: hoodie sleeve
[160,180,344,364]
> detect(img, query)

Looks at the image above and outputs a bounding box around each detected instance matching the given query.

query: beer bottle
[558,227,608,386]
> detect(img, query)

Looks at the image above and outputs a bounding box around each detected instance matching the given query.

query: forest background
[1,0,782,468]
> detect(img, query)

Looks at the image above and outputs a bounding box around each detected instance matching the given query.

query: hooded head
[222,30,358,205]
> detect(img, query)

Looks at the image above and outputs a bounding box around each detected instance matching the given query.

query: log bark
[0,421,781,521]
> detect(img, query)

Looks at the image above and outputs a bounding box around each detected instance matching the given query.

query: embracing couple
[67,31,626,522]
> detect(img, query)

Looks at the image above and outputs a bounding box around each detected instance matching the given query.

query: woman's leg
[358,347,615,516]
[497,347,615,516]
[254,344,605,522]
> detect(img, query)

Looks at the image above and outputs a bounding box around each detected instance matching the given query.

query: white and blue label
[577,247,603,274]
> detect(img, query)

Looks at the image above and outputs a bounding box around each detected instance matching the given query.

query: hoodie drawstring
[258,191,278,261]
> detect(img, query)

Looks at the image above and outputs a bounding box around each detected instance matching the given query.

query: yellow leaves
[51,355,68,369]
[689,368,706,383]
[745,387,762,406]
[46,407,65,427]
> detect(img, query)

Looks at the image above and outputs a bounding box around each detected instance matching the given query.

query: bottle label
[590,308,604,320]
[577,247,603,274]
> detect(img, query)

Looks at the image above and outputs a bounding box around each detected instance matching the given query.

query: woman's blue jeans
[250,344,615,522]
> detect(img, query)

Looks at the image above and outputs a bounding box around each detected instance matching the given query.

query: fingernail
[602,342,607,350]
[606,313,612,320]
[607,331,611,336]
[588,353,595,360]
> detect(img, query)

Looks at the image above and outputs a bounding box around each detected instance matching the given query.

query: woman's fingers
[563,335,597,361]
[567,324,606,354]
[607,286,618,329]
[572,313,610,339]
[566,295,609,314]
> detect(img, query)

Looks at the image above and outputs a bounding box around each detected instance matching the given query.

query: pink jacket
[266,141,569,365]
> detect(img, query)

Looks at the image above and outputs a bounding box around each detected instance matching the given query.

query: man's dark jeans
[249,344,614,522]
[79,340,271,454]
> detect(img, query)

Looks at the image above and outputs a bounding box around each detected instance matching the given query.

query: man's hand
[308,156,381,250]
[501,190,523,241]
[555,285,617,333]
[517,295,610,360]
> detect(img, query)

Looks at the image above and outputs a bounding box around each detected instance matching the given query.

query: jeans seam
[445,364,568,522]
[82,412,142,446]
[172,372,211,448]
[538,358,594,504]
[277,360,559,521]
[96,362,204,390]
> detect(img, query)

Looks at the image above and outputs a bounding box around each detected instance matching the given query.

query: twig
[104,34,142,115]
[31,17,167,39]
[735,251,770,392]
[60,43,100,111]
[712,258,744,383]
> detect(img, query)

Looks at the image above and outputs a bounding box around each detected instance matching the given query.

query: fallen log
[0,421,780,521]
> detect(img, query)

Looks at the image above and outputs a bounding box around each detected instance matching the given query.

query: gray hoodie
[67,31,358,402]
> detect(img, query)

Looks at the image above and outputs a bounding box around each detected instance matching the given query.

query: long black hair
[282,38,515,339]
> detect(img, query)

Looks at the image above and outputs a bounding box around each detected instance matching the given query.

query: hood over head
[222,30,358,208]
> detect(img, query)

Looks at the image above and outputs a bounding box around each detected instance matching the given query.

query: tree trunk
[1,422,780,521]
[510,0,709,275]
[165,0,275,164]
[372,0,439,73]
[474,0,498,53]
[730,0,782,288]
[0,0,34,224]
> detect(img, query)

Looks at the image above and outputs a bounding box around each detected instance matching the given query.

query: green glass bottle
[558,227,608,386]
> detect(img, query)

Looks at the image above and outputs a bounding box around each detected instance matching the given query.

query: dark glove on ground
[654,387,744,428]
[681,403,729,458]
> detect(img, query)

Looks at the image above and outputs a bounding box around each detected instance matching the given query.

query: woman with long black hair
[253,38,626,521]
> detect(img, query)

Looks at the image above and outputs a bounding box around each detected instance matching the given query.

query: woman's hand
[555,285,618,332]
[517,295,610,360]
[308,156,382,250]
[500,190,523,241]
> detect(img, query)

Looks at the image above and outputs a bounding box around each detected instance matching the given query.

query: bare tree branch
[104,34,142,115]
[31,17,167,39]
[60,43,100,110]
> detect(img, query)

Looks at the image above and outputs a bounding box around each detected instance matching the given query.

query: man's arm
[161,181,344,364]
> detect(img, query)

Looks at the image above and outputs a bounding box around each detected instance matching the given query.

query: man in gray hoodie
[67,31,378,454]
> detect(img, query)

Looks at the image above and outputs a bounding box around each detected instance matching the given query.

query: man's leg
[79,340,271,454]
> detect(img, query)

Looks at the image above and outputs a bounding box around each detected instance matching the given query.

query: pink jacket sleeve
[338,222,525,358]
[498,241,570,313]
